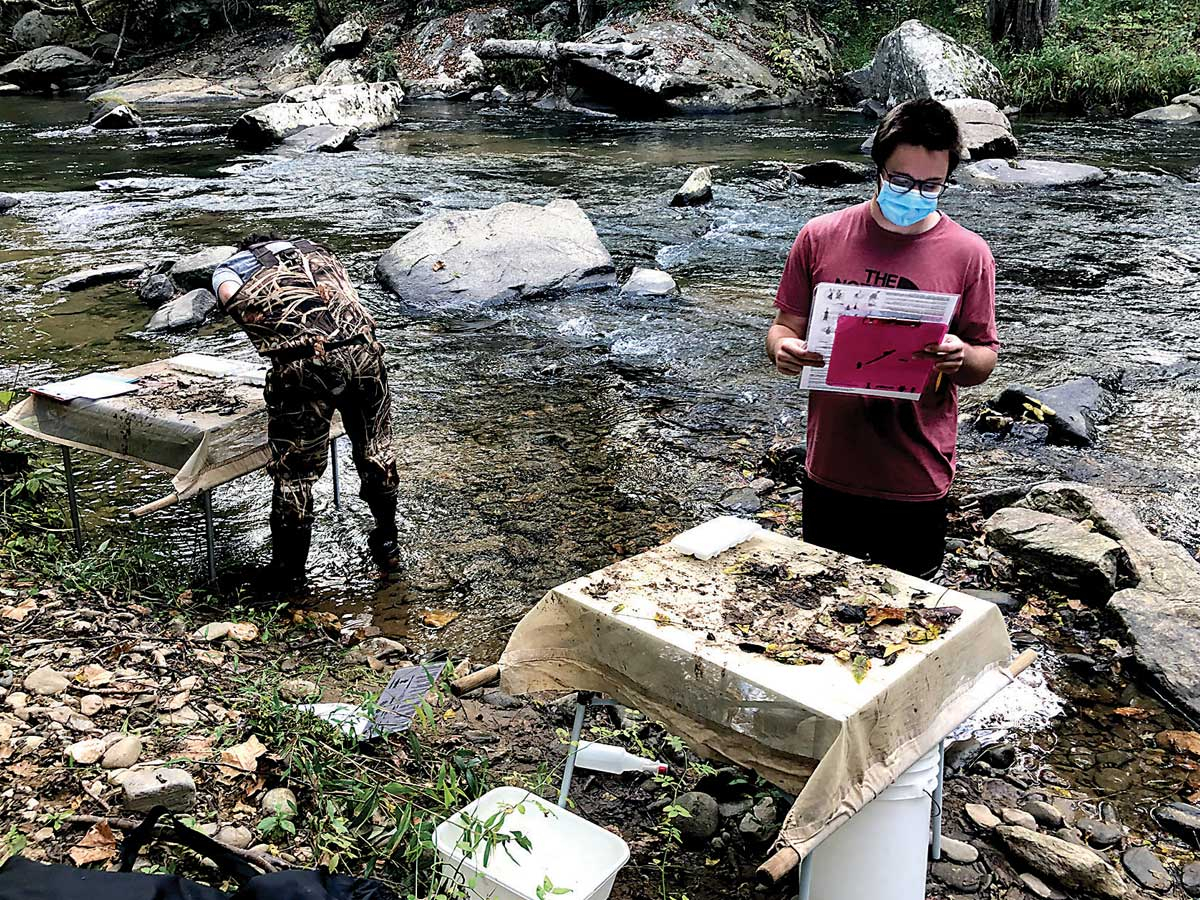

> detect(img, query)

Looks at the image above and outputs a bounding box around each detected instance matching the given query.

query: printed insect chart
[799,283,959,401]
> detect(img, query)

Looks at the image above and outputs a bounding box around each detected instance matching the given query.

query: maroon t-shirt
[775,201,999,501]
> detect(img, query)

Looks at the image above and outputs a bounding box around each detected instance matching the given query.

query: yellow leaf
[884,642,908,658]
[850,655,871,684]
[611,603,626,614]
[422,610,460,629]
[653,612,671,627]
[705,858,721,867]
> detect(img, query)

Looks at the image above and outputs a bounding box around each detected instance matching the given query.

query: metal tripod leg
[61,445,83,551]
[202,490,216,583]
[559,691,593,807]
[330,436,341,509]
[797,853,813,900]
[931,739,946,860]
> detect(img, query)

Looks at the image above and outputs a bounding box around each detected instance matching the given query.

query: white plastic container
[574,741,667,775]
[807,747,941,900]
[670,516,762,560]
[434,786,630,900]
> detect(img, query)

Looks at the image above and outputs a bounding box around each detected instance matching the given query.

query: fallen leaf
[1113,707,1150,719]
[1,598,37,621]
[432,260,445,272]
[192,621,258,642]
[906,624,941,644]
[850,654,871,684]
[865,606,907,627]
[77,664,114,687]
[177,736,215,760]
[653,612,672,627]
[884,642,908,658]
[1156,730,1200,757]
[193,649,225,666]
[218,734,268,782]
[421,610,460,630]
[611,603,626,614]
[164,690,191,711]
[68,821,117,866]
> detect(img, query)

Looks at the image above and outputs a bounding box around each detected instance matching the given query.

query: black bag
[0,807,398,900]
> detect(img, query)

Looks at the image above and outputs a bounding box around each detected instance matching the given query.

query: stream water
[3,95,1200,864]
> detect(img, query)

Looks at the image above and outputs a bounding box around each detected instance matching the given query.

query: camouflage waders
[225,241,399,574]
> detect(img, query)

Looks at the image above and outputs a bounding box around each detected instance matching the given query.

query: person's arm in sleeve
[922,248,999,387]
[211,266,242,311]
[767,227,825,374]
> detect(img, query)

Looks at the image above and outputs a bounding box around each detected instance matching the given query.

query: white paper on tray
[31,372,138,402]
[799,283,959,401]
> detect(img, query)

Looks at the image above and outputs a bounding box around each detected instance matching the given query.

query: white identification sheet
[799,283,960,401]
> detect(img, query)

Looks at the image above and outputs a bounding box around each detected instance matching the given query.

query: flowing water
[3,95,1200,859]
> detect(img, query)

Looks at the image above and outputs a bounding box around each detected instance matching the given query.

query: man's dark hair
[870,99,963,177]
[237,231,288,251]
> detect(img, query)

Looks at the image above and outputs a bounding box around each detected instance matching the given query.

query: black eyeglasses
[879,168,948,200]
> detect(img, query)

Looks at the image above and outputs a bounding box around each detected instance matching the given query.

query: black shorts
[801,477,947,580]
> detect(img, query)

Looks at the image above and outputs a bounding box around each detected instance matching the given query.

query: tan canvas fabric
[500,529,1013,861]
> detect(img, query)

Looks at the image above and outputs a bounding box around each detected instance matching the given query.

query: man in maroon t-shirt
[766,99,999,578]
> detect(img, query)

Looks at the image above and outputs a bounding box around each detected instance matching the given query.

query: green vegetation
[824,0,1200,111]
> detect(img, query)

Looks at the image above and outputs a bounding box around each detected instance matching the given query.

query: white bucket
[808,747,941,900]
[434,786,630,900]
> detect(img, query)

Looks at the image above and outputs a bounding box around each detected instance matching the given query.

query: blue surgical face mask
[876,178,938,228]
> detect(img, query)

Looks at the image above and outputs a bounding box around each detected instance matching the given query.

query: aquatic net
[500,529,1015,863]
[2,354,342,509]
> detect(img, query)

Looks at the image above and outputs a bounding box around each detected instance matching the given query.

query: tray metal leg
[797,853,813,900]
[61,445,83,551]
[558,691,593,807]
[330,436,341,509]
[931,739,946,860]
[202,490,216,583]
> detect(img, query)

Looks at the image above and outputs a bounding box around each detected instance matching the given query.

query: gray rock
[676,791,719,840]
[944,737,983,772]
[316,59,366,86]
[1020,873,1066,899]
[1077,817,1123,848]
[672,166,713,206]
[993,376,1115,446]
[91,104,143,130]
[1122,846,1172,892]
[87,75,245,106]
[261,786,298,817]
[0,194,20,214]
[1110,591,1200,717]
[941,98,1018,160]
[229,82,406,148]
[786,159,872,187]
[344,636,407,666]
[1132,103,1200,125]
[958,159,1109,190]
[138,273,177,305]
[843,19,1006,108]
[216,825,254,849]
[278,678,319,702]
[575,19,831,114]
[1056,827,1086,846]
[145,289,217,332]
[1002,807,1039,830]
[738,796,777,839]
[102,735,142,769]
[23,667,69,696]
[123,767,196,812]
[1093,767,1132,793]
[44,263,145,292]
[997,825,1128,900]
[479,690,523,710]
[282,124,359,153]
[966,803,1000,831]
[1154,802,1200,842]
[0,46,99,92]
[1173,92,1200,108]
[321,19,368,60]
[1182,861,1200,897]
[961,589,1020,612]
[940,836,980,864]
[65,738,107,765]
[1024,800,1066,830]
[979,744,1017,769]
[169,246,236,291]
[620,267,678,297]
[718,797,754,819]
[932,861,984,892]
[12,12,64,50]
[375,199,616,311]
[984,507,1125,599]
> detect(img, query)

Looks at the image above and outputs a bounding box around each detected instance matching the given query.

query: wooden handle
[130,493,180,518]
[1007,649,1037,678]
[451,663,500,696]
[756,846,800,884]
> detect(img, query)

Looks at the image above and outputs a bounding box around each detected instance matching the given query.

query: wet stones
[138,273,177,305]
[996,825,1129,900]
[620,267,678,298]
[1022,801,1065,829]
[1002,807,1038,829]
[737,796,776,839]
[44,263,146,292]
[940,836,980,865]
[965,803,1001,831]
[783,159,872,187]
[1121,846,1172,893]
[941,98,1018,160]
[1077,817,1123,849]
[932,860,985,892]
[123,767,196,812]
[1020,873,1066,899]
[169,246,236,291]
[0,194,20,214]
[1153,802,1200,842]
[983,507,1125,600]
[978,744,1017,770]
[229,82,406,148]
[102,734,142,769]
[90,104,143,129]
[675,791,719,840]
[145,288,217,332]
[671,166,713,207]
[958,158,1107,190]
[1182,861,1200,897]
[282,124,359,153]
[0,46,99,93]
[990,377,1116,447]
[961,588,1021,613]
[261,786,298,817]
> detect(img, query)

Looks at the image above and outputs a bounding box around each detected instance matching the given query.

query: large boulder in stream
[169,246,236,291]
[145,289,218,332]
[989,376,1115,446]
[958,158,1108,190]
[572,19,832,113]
[844,20,1006,109]
[282,125,359,152]
[90,104,143,130]
[0,194,20,214]
[11,11,64,50]
[999,482,1200,717]
[0,46,100,92]
[321,18,369,59]
[374,199,616,310]
[941,99,1017,160]
[228,82,406,147]
[44,263,145,292]
[1132,93,1200,125]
